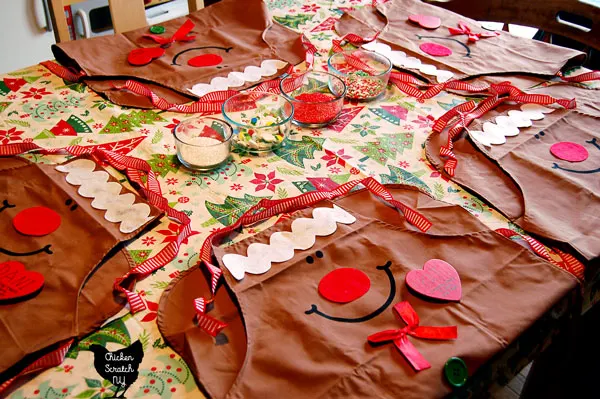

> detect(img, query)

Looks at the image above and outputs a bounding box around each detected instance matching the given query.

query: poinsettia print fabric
[1,0,598,398]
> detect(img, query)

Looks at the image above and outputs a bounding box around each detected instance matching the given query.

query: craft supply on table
[149,25,165,34]
[222,91,293,152]
[328,49,392,101]
[280,71,346,128]
[173,117,233,171]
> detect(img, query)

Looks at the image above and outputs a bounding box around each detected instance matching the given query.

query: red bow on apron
[367,301,457,371]
[448,22,499,43]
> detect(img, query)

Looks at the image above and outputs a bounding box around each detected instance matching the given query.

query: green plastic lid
[150,25,166,34]
[444,357,468,388]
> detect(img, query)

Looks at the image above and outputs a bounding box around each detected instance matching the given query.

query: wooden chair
[424,0,600,51]
[48,0,205,43]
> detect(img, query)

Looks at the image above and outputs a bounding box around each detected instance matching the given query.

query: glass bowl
[174,116,233,171]
[279,71,346,128]
[328,49,392,101]
[222,91,293,153]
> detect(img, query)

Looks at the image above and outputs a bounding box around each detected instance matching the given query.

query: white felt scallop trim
[188,59,288,97]
[468,104,555,147]
[56,159,153,234]
[221,205,356,281]
[362,41,454,83]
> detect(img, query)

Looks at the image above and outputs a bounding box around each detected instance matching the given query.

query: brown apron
[335,0,585,82]
[51,0,305,108]
[426,103,600,262]
[0,157,161,383]
[158,185,577,398]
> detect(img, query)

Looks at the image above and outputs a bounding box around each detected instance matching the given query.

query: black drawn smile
[305,261,395,323]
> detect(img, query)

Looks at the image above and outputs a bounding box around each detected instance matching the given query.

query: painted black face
[0,198,76,256]
[304,251,396,323]
[551,137,600,174]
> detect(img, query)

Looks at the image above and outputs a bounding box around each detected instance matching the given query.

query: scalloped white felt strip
[469,104,555,147]
[56,159,153,234]
[362,41,454,83]
[188,59,288,97]
[221,205,356,280]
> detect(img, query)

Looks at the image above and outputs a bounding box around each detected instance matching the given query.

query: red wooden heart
[405,259,461,301]
[408,14,442,30]
[0,261,44,302]
[128,47,166,66]
[188,53,223,67]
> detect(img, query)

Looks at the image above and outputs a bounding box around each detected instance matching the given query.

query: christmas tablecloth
[1,0,598,398]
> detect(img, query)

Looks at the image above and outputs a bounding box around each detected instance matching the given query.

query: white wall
[0,0,56,74]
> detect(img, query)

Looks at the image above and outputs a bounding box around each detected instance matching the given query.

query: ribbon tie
[142,19,196,46]
[367,301,457,371]
[449,21,499,43]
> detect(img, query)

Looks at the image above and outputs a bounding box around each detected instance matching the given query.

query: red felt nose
[318,268,371,303]
[13,206,61,236]
[188,53,223,67]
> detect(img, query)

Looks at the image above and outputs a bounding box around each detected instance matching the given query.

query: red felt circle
[188,54,223,67]
[318,268,371,303]
[128,47,165,66]
[550,142,589,162]
[419,42,453,57]
[13,206,61,236]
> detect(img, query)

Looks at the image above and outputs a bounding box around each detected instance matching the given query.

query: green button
[444,357,468,388]
[150,25,165,34]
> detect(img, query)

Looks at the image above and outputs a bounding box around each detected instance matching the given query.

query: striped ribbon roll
[0,339,74,394]
[0,141,192,315]
[495,228,584,280]
[194,177,433,336]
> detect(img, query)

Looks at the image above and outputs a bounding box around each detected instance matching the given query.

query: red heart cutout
[128,47,166,66]
[408,14,442,30]
[188,53,223,67]
[419,42,453,57]
[405,259,461,301]
[0,261,44,302]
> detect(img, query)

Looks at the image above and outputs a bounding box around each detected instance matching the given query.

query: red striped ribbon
[432,83,576,176]
[194,177,433,336]
[495,228,584,280]
[0,339,74,394]
[0,141,191,315]
[557,70,600,83]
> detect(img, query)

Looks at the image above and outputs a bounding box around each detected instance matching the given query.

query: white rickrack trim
[362,41,454,83]
[188,59,288,97]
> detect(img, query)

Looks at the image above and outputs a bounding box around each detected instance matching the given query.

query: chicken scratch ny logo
[90,341,144,398]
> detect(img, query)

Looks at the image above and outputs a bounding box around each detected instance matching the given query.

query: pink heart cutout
[0,261,45,302]
[405,259,461,301]
[408,14,442,30]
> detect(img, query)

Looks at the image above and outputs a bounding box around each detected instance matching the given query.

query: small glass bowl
[279,71,346,128]
[174,117,233,171]
[328,49,392,101]
[222,92,293,153]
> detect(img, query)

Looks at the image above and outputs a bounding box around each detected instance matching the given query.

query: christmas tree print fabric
[1,0,598,398]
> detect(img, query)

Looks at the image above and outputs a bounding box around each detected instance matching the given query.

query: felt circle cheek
[13,206,61,236]
[318,268,371,303]
[550,142,589,162]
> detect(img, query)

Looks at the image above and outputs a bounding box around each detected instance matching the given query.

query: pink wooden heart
[408,14,442,30]
[0,261,44,302]
[405,259,461,301]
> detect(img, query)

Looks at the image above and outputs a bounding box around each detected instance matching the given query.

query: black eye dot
[535,134,540,139]
[306,256,314,264]
[540,131,545,136]
[315,250,323,258]
[65,199,72,205]
[216,66,222,69]
[70,204,78,211]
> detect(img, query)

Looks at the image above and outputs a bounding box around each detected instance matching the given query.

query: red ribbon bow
[367,301,457,371]
[142,19,196,45]
[448,21,499,43]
